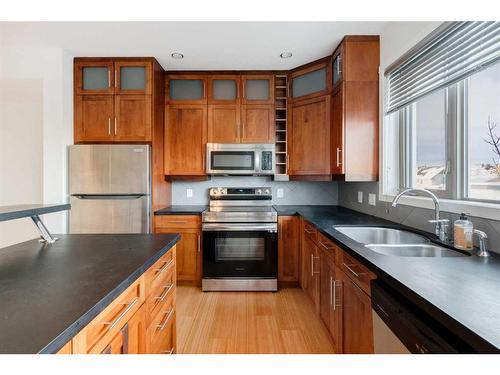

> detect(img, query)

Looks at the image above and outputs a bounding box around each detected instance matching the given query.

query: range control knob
[264,188,271,195]
[256,189,262,195]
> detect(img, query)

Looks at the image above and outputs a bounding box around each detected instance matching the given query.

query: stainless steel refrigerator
[68,144,151,233]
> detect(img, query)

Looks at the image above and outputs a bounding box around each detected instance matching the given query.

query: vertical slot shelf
[274,73,289,181]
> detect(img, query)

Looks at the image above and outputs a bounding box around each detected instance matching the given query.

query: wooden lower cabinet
[278,215,301,283]
[320,256,343,353]
[154,215,202,285]
[340,268,374,354]
[301,233,320,311]
[301,219,375,354]
[69,247,177,354]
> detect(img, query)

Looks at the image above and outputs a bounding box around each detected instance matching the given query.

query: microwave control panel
[261,151,273,171]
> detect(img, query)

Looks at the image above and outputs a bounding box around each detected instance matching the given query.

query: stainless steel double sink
[335,227,468,258]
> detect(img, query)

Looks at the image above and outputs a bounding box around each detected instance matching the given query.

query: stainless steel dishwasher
[371,280,474,354]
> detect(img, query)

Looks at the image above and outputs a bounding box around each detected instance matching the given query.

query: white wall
[0,78,43,247]
[0,30,74,246]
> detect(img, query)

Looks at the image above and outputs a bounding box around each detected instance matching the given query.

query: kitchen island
[0,233,180,354]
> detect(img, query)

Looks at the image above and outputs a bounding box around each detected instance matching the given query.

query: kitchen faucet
[391,188,450,242]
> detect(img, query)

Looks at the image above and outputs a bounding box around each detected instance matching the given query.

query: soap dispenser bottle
[454,213,473,250]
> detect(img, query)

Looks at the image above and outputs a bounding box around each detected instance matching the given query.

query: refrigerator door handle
[72,194,146,200]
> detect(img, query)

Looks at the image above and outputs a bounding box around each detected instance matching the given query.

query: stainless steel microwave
[206,143,275,175]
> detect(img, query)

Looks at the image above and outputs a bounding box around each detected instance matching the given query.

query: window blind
[386,21,500,114]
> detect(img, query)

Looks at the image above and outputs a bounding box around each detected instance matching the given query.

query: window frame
[381,61,500,220]
[397,86,457,199]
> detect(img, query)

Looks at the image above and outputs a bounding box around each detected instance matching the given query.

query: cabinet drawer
[144,248,176,295]
[338,250,376,296]
[147,293,176,354]
[317,232,338,261]
[155,215,201,229]
[146,267,176,324]
[76,277,144,353]
[303,221,318,243]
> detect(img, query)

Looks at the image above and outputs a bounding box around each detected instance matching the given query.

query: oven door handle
[202,223,277,232]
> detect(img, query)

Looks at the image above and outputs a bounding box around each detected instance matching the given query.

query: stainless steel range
[202,187,278,292]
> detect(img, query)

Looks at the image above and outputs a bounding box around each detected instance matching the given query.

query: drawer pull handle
[342,262,366,278]
[102,298,138,330]
[319,241,334,250]
[154,283,174,302]
[155,258,174,274]
[311,255,320,276]
[168,220,187,224]
[160,348,175,354]
[304,228,315,234]
[156,309,174,332]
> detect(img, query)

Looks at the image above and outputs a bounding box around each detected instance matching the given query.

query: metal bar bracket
[30,215,58,244]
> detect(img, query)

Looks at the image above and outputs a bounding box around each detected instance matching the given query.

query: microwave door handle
[255,151,261,173]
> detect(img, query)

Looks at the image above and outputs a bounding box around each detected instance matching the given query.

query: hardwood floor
[176,286,335,354]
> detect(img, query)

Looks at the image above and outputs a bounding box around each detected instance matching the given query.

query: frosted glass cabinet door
[292,67,327,98]
[115,61,152,95]
[169,80,205,101]
[242,75,274,105]
[208,75,240,103]
[75,61,114,95]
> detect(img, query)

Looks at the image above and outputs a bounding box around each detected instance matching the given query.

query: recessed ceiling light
[280,52,293,59]
[171,52,184,59]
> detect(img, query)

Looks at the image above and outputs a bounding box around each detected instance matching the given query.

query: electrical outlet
[277,188,284,198]
[368,193,376,206]
[357,191,363,203]
[186,189,193,198]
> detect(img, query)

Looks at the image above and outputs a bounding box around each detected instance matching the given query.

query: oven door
[202,223,277,278]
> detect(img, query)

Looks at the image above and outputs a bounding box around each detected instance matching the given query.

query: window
[414,89,448,192]
[384,21,500,204]
[465,62,500,202]
[397,87,454,197]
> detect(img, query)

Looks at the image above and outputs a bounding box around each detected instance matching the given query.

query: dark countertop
[0,203,71,222]
[274,205,500,352]
[0,233,180,354]
[154,205,207,215]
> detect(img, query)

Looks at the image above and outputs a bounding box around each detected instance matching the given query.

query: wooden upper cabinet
[241,74,274,105]
[165,105,207,175]
[115,61,152,95]
[208,75,240,104]
[332,47,344,88]
[289,95,331,176]
[290,61,331,101]
[240,104,274,143]
[331,85,344,175]
[331,36,380,181]
[74,95,114,142]
[73,58,162,144]
[166,74,207,105]
[207,104,240,143]
[75,61,114,95]
[114,95,152,142]
[342,36,380,83]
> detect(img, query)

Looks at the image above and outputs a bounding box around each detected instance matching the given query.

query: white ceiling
[1,22,388,70]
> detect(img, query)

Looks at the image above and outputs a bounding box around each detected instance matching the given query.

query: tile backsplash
[171,177,339,206]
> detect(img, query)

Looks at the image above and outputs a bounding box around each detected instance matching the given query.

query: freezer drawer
[69,144,150,195]
[69,195,150,233]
